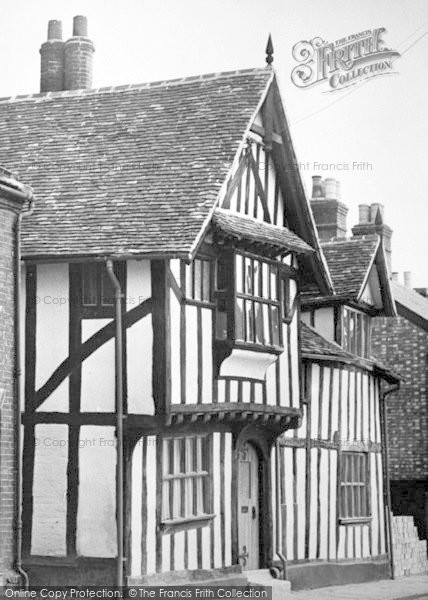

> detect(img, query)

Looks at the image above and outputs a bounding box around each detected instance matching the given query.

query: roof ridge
[0,67,270,104]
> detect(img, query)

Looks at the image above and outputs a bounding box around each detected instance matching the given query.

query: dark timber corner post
[151,261,171,419]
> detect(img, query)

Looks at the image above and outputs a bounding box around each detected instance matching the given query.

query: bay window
[215,250,297,352]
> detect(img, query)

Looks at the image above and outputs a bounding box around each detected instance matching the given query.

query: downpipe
[380,383,400,580]
[271,439,287,580]
[15,194,34,589]
[105,260,125,589]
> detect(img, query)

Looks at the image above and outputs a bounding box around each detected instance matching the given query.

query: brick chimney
[64,16,95,90]
[309,176,348,240]
[40,17,94,92]
[40,20,64,92]
[352,203,393,274]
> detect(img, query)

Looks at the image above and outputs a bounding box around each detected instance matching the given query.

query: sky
[1,0,427,286]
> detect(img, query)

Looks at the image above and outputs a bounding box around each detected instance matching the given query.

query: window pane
[253,260,261,297]
[270,266,277,300]
[82,263,98,306]
[271,306,280,346]
[246,300,254,342]
[245,257,253,295]
[186,263,193,298]
[194,260,202,301]
[235,298,244,341]
[202,261,210,302]
[262,263,269,298]
[263,304,270,345]
[255,302,264,344]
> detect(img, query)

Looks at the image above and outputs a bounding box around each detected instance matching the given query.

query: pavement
[289,573,428,600]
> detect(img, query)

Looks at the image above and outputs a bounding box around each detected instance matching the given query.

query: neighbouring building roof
[0,69,272,259]
[317,236,379,298]
[300,322,401,383]
[391,281,428,330]
[301,234,396,315]
[212,208,314,255]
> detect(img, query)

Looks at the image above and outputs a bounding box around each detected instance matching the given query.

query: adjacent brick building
[372,280,428,542]
[0,169,32,584]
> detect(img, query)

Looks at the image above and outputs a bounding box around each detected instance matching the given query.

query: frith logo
[291,28,400,91]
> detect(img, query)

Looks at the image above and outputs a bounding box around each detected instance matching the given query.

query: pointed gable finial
[266,34,274,66]
[374,206,384,225]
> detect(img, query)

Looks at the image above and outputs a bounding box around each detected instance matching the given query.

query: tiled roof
[212,208,314,255]
[392,281,428,324]
[0,69,272,258]
[301,322,401,383]
[300,322,355,360]
[302,236,379,300]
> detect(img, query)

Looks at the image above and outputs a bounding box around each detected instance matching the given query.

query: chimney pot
[404,271,412,289]
[40,20,64,92]
[47,20,63,40]
[324,178,336,200]
[64,16,94,90]
[73,15,88,37]
[311,175,324,199]
[392,272,399,282]
[358,204,370,224]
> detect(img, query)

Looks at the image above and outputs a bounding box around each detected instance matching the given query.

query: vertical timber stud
[151,261,171,419]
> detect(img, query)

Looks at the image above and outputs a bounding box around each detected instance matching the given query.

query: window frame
[215,248,298,353]
[80,261,125,319]
[342,306,371,358]
[182,257,213,306]
[338,451,371,525]
[160,434,214,534]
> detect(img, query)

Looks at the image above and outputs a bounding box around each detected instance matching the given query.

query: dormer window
[342,306,371,358]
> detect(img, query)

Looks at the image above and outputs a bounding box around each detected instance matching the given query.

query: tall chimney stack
[309,176,348,240]
[64,16,94,90]
[352,203,393,274]
[40,20,64,92]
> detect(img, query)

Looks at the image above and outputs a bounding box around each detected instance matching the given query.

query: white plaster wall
[31,423,68,555]
[76,425,117,557]
[36,264,69,412]
[80,319,115,412]
[314,307,335,343]
[127,260,153,414]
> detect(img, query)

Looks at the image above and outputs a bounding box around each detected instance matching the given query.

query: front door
[237,442,260,570]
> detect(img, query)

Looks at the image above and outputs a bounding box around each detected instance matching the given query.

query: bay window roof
[212,208,314,256]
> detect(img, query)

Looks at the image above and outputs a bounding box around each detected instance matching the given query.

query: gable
[360,263,383,308]
[215,78,333,295]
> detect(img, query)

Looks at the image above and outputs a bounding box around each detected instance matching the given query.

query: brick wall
[0,207,17,582]
[372,316,428,480]
[372,316,428,543]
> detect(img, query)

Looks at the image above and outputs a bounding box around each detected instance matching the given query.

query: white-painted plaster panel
[76,426,117,557]
[31,424,68,556]
[36,264,69,412]
[314,307,335,343]
[81,319,115,412]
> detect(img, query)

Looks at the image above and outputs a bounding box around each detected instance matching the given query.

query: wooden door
[237,443,260,570]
